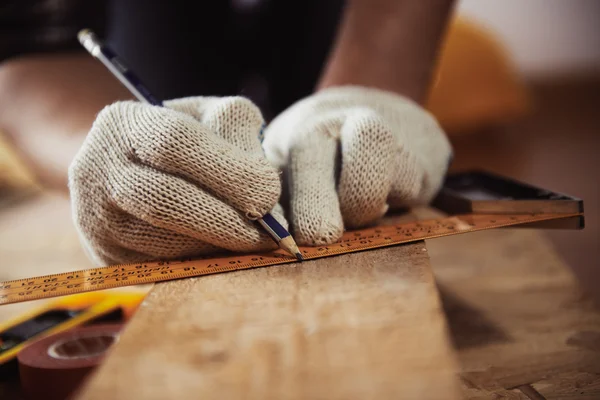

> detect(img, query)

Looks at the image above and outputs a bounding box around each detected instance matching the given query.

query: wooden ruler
[0,211,582,305]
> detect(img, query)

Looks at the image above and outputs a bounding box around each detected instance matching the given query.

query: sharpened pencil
[78,29,303,261]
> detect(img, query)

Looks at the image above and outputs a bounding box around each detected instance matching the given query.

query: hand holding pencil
[69,31,301,265]
[69,93,293,265]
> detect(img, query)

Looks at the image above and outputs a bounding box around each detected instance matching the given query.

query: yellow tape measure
[0,211,582,305]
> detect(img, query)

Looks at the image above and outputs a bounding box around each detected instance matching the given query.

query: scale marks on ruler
[0,213,580,305]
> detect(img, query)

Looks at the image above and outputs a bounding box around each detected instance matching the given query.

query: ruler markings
[0,213,580,305]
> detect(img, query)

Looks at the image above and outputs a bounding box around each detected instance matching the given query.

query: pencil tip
[278,236,303,261]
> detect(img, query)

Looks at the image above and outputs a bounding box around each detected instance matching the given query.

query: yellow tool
[0,291,145,367]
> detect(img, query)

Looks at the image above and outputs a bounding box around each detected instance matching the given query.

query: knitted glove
[262,86,453,245]
[69,96,287,266]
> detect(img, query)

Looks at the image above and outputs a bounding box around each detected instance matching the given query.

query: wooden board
[3,194,597,399]
[77,237,462,399]
[425,209,600,399]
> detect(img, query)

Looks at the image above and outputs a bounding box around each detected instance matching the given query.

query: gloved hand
[69,96,287,266]
[262,86,453,245]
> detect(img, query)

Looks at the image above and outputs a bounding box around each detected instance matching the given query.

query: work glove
[262,85,453,245]
[69,97,287,266]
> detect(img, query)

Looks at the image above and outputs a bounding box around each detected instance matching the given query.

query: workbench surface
[1,194,599,399]
[426,215,600,399]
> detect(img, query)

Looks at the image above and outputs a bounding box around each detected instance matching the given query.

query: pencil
[77,29,303,261]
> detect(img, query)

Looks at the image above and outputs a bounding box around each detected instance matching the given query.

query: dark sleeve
[0,0,108,62]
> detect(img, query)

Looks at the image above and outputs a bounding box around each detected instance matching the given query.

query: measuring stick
[0,170,584,305]
[0,211,582,305]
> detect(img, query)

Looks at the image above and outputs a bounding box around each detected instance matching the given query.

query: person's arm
[0,53,133,190]
[317,0,456,104]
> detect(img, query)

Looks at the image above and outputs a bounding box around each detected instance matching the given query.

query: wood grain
[425,208,600,399]
[77,240,461,400]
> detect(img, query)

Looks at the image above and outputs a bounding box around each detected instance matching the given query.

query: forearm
[0,53,133,191]
[318,0,456,104]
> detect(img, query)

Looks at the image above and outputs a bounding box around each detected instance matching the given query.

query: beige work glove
[69,97,287,266]
[262,86,453,245]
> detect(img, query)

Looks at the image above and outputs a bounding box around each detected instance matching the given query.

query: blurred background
[433,0,600,300]
[459,0,600,77]
[0,0,598,304]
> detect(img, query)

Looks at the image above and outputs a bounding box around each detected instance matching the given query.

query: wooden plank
[3,195,598,398]
[424,208,600,399]
[77,239,461,399]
